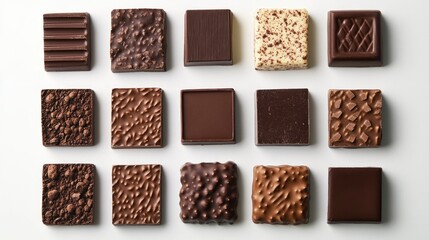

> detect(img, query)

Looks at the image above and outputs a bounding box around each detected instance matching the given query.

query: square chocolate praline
[112,165,161,225]
[256,89,310,145]
[328,168,382,223]
[179,162,239,224]
[328,11,382,67]
[42,164,95,225]
[252,165,310,224]
[111,9,166,72]
[41,89,94,146]
[328,89,382,147]
[111,88,163,148]
[181,89,235,144]
[184,10,232,66]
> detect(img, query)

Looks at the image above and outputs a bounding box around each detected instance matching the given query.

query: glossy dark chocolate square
[328,10,382,67]
[181,89,235,144]
[184,9,232,66]
[256,89,309,145]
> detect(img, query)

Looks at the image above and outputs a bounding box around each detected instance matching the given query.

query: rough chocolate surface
[42,164,95,225]
[112,165,161,225]
[179,162,238,224]
[111,9,166,72]
[111,88,163,148]
[41,89,94,146]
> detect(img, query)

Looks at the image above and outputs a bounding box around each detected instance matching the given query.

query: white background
[0,0,427,239]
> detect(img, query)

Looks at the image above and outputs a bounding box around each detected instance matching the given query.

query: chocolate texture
[111,88,163,148]
[41,89,94,146]
[42,164,95,225]
[111,9,166,72]
[328,10,382,67]
[179,162,239,224]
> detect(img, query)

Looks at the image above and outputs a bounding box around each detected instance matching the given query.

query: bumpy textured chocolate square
[255,9,308,70]
[112,165,161,225]
[111,88,162,148]
[328,11,382,67]
[41,89,94,146]
[252,165,310,224]
[42,164,95,225]
[111,9,166,72]
[179,162,238,224]
[329,89,382,147]
[256,89,309,145]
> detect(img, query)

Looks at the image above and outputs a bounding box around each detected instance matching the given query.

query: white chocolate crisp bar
[255,9,309,70]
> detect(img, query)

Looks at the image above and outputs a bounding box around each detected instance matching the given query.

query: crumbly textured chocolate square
[111,88,163,148]
[252,165,310,224]
[184,10,232,66]
[328,89,382,147]
[43,13,91,71]
[42,164,95,225]
[256,89,310,145]
[112,165,161,225]
[179,162,238,224]
[111,9,166,72]
[328,11,382,67]
[255,9,308,70]
[328,168,382,223]
[41,89,94,146]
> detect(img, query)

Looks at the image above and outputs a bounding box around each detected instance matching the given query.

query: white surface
[0,0,427,239]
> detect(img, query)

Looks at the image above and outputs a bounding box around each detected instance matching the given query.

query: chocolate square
[112,165,161,225]
[184,9,232,66]
[181,89,235,144]
[252,165,310,224]
[328,10,382,67]
[256,89,310,145]
[111,9,166,72]
[328,89,382,147]
[42,164,95,225]
[255,9,309,70]
[328,168,382,223]
[179,162,238,224]
[43,13,91,71]
[111,88,163,148]
[41,89,94,146]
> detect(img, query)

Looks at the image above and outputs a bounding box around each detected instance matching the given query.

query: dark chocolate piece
[111,9,166,72]
[184,10,232,66]
[43,13,91,71]
[112,165,161,225]
[328,89,382,147]
[181,89,235,144]
[41,89,94,146]
[328,10,382,67]
[256,89,310,145]
[179,162,238,224]
[42,164,95,225]
[252,165,310,224]
[111,88,163,148]
[328,168,382,223]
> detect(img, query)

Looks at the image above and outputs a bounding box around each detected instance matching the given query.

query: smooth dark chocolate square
[42,164,95,225]
[181,89,235,144]
[43,13,91,71]
[41,89,94,146]
[252,165,310,224]
[328,168,382,223]
[184,9,232,66]
[256,89,309,145]
[111,88,163,148]
[179,162,238,224]
[328,89,382,147]
[111,9,166,72]
[112,165,161,225]
[328,10,382,67]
